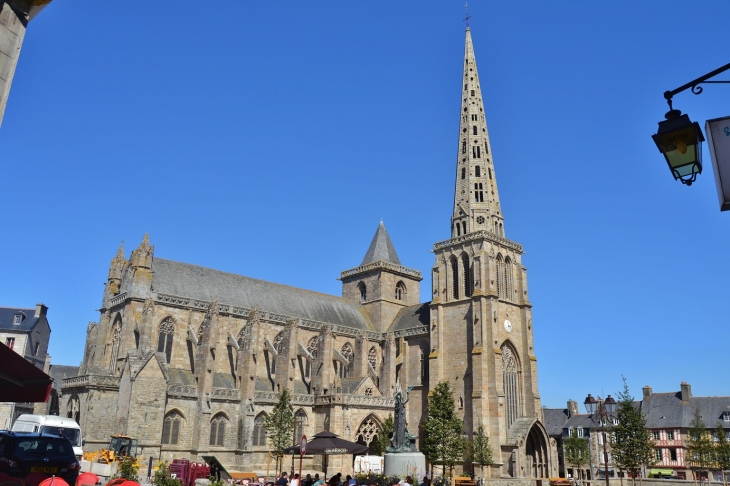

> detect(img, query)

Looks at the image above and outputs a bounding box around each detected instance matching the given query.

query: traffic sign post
[298,435,307,481]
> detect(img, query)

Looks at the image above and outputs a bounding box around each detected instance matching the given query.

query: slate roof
[642,392,730,429]
[361,222,401,265]
[151,258,374,331]
[213,373,235,389]
[388,303,430,332]
[168,368,195,386]
[0,307,39,331]
[48,365,79,390]
[542,408,570,437]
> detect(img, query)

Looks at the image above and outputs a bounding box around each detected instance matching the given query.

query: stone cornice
[339,261,423,281]
[432,230,523,254]
[62,374,119,391]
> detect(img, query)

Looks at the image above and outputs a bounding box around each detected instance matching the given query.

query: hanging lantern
[652,110,705,186]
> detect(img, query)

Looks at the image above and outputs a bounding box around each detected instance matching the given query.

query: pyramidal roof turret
[360,221,401,265]
[451,27,505,239]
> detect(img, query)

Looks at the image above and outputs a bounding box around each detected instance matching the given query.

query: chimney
[643,385,652,399]
[681,382,692,403]
[34,303,48,318]
[567,400,579,418]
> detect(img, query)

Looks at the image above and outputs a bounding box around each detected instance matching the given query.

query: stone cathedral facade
[61,28,557,478]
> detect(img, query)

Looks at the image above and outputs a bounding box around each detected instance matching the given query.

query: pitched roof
[0,307,40,331]
[542,408,570,436]
[48,365,79,390]
[642,392,730,428]
[151,258,374,331]
[361,222,401,265]
[388,303,430,332]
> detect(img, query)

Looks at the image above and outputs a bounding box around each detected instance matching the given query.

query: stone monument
[383,381,427,478]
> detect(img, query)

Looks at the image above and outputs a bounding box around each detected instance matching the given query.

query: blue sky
[2,1,730,409]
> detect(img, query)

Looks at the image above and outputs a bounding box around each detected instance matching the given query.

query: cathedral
[61,28,557,478]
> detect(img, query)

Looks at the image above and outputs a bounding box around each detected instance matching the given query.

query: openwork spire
[452,28,504,239]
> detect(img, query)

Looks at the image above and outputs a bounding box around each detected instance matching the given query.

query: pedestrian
[291,474,300,486]
[304,474,314,486]
[313,474,324,486]
[419,477,429,486]
[346,476,356,486]
[404,477,413,486]
[276,472,289,486]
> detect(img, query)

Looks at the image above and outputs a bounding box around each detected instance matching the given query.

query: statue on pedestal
[387,381,418,453]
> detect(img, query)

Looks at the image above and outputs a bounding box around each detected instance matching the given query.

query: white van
[11,414,84,458]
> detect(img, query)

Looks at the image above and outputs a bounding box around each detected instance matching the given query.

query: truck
[11,414,84,459]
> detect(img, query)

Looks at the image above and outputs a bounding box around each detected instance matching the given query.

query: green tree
[422,381,467,477]
[371,414,394,456]
[687,408,713,482]
[153,461,183,486]
[114,456,139,480]
[469,425,494,482]
[564,428,590,485]
[264,388,296,472]
[610,380,654,486]
[714,423,730,486]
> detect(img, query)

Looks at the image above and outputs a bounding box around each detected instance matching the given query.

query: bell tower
[428,27,549,477]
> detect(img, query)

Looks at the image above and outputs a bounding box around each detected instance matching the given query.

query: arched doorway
[525,423,549,478]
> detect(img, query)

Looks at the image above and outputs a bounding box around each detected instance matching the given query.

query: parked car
[0,430,80,484]
[12,414,84,459]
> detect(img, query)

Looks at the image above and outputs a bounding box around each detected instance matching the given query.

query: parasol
[283,431,368,455]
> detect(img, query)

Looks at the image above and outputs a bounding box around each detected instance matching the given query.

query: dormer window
[723,411,730,422]
[13,314,22,325]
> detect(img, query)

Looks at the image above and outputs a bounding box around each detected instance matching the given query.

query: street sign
[706,116,730,211]
[300,435,307,455]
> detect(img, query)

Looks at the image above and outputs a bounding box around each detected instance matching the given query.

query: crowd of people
[273,472,431,486]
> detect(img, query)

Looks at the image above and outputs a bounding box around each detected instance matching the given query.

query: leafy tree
[714,422,730,486]
[114,455,139,480]
[469,425,494,482]
[422,381,467,477]
[264,388,296,472]
[564,428,590,485]
[687,408,713,482]
[610,380,654,486]
[153,461,183,486]
[371,414,394,456]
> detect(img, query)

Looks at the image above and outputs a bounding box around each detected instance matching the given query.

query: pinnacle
[360,221,401,266]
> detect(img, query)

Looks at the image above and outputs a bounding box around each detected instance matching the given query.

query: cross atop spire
[451,27,505,239]
[464,3,471,29]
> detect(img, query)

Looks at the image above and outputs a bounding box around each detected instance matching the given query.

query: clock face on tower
[504,319,512,332]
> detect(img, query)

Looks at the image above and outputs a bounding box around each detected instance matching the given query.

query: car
[0,430,80,484]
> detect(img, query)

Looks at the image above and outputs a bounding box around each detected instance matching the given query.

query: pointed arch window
[501,343,521,429]
[358,282,367,302]
[474,183,484,203]
[451,257,459,300]
[158,317,175,363]
[477,146,481,158]
[475,166,481,177]
[496,255,504,298]
[340,343,354,378]
[295,410,307,443]
[395,281,406,301]
[253,414,267,446]
[462,221,466,235]
[461,254,473,297]
[209,413,227,446]
[109,316,122,374]
[473,126,478,135]
[162,411,182,445]
[455,222,461,236]
[504,258,514,301]
[462,140,467,154]
[461,168,466,179]
[367,346,377,370]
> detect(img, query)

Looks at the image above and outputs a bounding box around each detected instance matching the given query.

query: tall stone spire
[452,28,504,239]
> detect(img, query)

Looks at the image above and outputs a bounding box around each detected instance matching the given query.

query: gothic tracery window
[340,343,353,378]
[272,332,284,353]
[355,416,380,447]
[451,257,459,300]
[501,343,520,429]
[295,409,307,443]
[395,281,406,301]
[237,322,252,349]
[307,336,319,359]
[367,347,377,370]
[109,317,122,373]
[253,413,267,446]
[162,411,182,445]
[209,413,227,446]
[157,317,175,363]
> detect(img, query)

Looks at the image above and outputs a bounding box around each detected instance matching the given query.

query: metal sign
[300,435,307,455]
[706,116,730,211]
[324,448,349,454]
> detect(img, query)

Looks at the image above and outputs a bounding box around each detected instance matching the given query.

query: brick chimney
[567,399,579,417]
[643,385,652,399]
[681,382,692,403]
[34,303,48,318]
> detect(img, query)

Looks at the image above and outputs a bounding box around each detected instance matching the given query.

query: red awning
[0,342,52,402]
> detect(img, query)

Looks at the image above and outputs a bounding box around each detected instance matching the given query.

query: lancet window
[358,282,367,302]
[395,281,406,301]
[367,346,377,370]
[451,257,459,300]
[501,343,520,429]
[209,413,227,446]
[157,317,175,363]
[253,413,267,446]
[162,411,182,445]
[461,253,473,297]
[340,343,353,378]
[109,316,122,374]
[295,410,307,443]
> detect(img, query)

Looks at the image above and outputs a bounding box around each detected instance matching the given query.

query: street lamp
[652,61,730,186]
[584,394,617,486]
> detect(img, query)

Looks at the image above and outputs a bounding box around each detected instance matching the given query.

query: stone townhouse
[61,27,557,478]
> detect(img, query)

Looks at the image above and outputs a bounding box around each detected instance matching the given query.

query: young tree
[372,414,394,456]
[714,422,730,486]
[470,425,494,483]
[422,381,467,477]
[264,388,296,472]
[564,428,590,485]
[687,408,713,482]
[610,380,654,486]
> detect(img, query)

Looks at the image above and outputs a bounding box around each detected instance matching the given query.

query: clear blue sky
[2,1,730,410]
